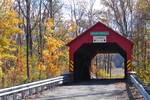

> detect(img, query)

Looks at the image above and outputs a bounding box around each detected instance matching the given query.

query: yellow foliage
[0,67,3,78]
[0,61,2,66]
[97,69,110,78]
[38,63,46,71]
[44,34,64,52]
[137,0,150,23]
[0,0,24,88]
[45,18,54,33]
[68,21,77,33]
[0,0,23,70]
[41,31,67,77]
[0,10,23,35]
[136,65,150,85]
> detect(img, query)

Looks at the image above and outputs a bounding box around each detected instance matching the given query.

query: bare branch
[16,0,27,18]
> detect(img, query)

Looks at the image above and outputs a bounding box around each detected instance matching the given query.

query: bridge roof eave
[67,21,134,49]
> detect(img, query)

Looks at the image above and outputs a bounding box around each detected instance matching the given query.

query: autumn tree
[133,0,150,85]
[66,0,103,37]
[0,0,23,87]
[101,0,136,37]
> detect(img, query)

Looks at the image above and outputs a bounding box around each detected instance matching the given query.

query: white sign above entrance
[93,36,106,43]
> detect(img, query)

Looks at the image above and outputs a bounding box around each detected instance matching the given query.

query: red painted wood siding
[68,22,133,62]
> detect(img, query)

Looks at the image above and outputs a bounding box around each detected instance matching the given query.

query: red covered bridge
[67,22,133,81]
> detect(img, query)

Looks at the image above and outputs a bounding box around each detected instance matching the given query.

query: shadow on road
[65,79,125,86]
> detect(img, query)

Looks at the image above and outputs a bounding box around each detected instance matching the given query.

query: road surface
[28,79,133,100]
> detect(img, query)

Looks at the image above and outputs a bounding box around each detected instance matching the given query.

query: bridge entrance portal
[74,43,127,81]
[67,22,133,82]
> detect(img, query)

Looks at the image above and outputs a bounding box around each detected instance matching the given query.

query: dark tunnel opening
[73,43,127,82]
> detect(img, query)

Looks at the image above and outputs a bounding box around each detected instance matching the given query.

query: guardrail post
[51,83,54,91]
[13,93,17,100]
[47,84,50,90]
[35,87,38,93]
[1,96,7,100]
[29,89,32,96]
[40,86,42,92]
[46,85,48,90]
[21,91,25,99]
[42,86,45,91]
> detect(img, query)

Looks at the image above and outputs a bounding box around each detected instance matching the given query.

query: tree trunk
[26,0,31,80]
[39,0,43,61]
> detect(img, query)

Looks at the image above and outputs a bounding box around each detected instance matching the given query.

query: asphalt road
[29,79,131,100]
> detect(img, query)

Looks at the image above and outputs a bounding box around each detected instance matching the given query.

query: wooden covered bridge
[67,22,133,81]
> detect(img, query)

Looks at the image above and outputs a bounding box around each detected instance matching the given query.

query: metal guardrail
[0,74,71,100]
[130,75,150,100]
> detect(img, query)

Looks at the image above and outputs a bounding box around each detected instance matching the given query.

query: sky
[62,0,102,10]
[62,0,103,20]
